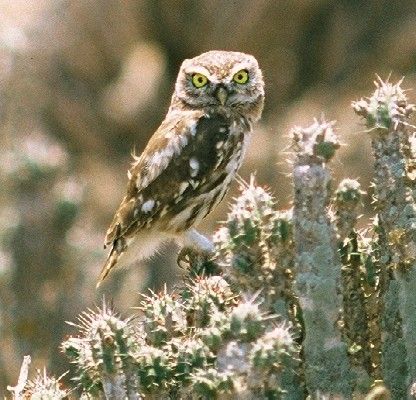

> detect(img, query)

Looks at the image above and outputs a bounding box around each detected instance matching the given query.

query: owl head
[171,50,264,120]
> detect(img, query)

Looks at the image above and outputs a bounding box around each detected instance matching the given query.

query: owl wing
[99,109,244,284]
[104,110,204,246]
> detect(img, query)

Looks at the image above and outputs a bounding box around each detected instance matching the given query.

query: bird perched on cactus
[97,51,265,286]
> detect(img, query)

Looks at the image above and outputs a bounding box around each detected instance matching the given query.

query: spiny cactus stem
[353,78,416,397]
[291,119,352,396]
[340,232,372,390]
[333,179,372,389]
[352,79,416,265]
[334,178,364,240]
[101,373,128,400]
[119,359,140,400]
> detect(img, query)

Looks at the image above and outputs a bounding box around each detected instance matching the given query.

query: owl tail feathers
[96,231,165,288]
[96,236,127,288]
[96,249,118,288]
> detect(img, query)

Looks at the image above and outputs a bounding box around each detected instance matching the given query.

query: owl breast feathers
[98,50,264,285]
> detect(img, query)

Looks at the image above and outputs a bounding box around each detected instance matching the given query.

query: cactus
[7,356,68,400]
[23,370,69,400]
[334,180,373,391]
[213,178,298,322]
[62,303,139,399]
[291,119,353,397]
[61,274,299,399]
[353,77,416,398]
[213,178,304,399]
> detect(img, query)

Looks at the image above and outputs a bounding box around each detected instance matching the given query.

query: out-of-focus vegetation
[1,0,416,396]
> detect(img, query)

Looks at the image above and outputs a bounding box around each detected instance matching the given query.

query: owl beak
[215,86,228,105]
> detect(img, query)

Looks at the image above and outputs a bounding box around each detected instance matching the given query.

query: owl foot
[177,246,220,276]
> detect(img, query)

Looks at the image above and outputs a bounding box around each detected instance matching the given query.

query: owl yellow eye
[192,73,209,88]
[233,69,249,84]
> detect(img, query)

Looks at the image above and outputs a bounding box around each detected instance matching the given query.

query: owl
[97,50,264,286]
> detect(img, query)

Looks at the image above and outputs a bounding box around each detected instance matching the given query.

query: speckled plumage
[98,50,264,285]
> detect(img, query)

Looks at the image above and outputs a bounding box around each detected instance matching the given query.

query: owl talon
[177,246,193,269]
[177,246,220,276]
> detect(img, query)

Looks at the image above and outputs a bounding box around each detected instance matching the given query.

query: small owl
[97,50,264,286]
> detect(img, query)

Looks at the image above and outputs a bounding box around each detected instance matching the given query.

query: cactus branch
[291,118,353,396]
[353,77,416,398]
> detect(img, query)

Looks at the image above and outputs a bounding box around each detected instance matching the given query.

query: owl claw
[178,229,215,273]
[177,246,193,269]
[177,246,220,276]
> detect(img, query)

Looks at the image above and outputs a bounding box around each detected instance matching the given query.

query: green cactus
[62,303,139,398]
[61,272,299,399]
[334,179,373,392]
[353,77,416,399]
[7,356,69,400]
[291,119,353,397]
[214,178,298,320]
[190,368,234,399]
[24,369,69,400]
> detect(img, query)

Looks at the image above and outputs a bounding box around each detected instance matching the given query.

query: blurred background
[1,0,416,394]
